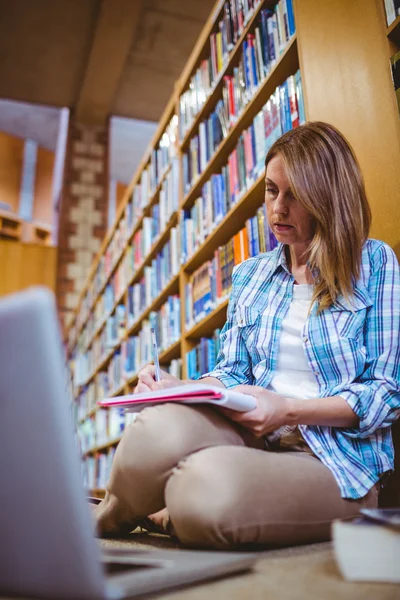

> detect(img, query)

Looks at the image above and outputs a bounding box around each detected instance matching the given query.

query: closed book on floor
[332,509,400,583]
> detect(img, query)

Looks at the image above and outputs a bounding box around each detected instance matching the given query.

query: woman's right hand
[134,364,184,393]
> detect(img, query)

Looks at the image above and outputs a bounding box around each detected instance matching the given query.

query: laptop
[0,287,256,599]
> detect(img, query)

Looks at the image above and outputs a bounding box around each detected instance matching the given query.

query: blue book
[251,215,259,256]
[259,10,270,71]
[242,40,252,91]
[219,172,227,217]
[249,123,257,182]
[265,10,276,64]
[295,70,306,124]
[250,37,259,89]
[286,0,296,36]
[180,210,187,264]
[211,176,219,224]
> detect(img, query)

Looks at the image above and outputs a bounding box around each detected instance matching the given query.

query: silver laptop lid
[0,287,107,600]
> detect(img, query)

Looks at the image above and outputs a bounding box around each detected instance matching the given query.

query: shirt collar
[272,243,292,276]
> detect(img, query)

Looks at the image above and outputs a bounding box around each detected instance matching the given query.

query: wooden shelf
[185,298,228,340]
[179,0,269,149]
[78,406,97,424]
[159,339,181,364]
[70,152,175,348]
[88,488,106,499]
[0,211,22,240]
[387,15,400,47]
[125,339,181,388]
[127,211,179,288]
[109,381,126,398]
[82,288,126,354]
[184,173,265,274]
[33,222,52,245]
[181,36,298,210]
[127,273,180,337]
[84,436,122,456]
[82,341,122,388]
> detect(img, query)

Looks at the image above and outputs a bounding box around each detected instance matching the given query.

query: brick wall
[57,119,109,328]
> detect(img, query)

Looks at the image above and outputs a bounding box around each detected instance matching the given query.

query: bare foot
[147,507,170,531]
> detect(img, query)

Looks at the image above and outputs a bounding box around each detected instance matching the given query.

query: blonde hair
[265,121,371,312]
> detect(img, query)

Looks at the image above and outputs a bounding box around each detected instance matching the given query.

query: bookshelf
[387,15,400,47]
[66,0,400,495]
[0,210,22,241]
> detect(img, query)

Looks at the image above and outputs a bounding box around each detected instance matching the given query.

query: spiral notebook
[97,384,257,412]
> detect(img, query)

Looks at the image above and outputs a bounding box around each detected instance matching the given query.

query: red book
[288,75,300,129]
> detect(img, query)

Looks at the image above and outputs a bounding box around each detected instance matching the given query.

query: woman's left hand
[217,385,292,438]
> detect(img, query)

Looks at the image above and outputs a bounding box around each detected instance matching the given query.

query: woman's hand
[218,385,292,438]
[134,364,185,393]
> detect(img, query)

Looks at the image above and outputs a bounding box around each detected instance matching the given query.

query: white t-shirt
[267,284,319,400]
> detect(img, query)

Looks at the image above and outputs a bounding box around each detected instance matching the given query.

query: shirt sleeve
[339,243,400,439]
[199,266,254,388]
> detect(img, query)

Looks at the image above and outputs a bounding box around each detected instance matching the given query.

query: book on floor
[98,383,257,413]
[332,508,400,583]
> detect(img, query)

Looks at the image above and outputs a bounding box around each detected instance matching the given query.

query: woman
[95,122,400,549]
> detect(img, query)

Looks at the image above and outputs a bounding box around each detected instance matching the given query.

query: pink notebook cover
[97,384,257,412]
[99,389,223,407]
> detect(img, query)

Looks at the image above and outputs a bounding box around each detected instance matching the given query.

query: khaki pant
[95,403,378,549]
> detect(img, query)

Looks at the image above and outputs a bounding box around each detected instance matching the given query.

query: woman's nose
[273,194,288,215]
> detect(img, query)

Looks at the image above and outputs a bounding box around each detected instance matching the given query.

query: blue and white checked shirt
[203,239,400,499]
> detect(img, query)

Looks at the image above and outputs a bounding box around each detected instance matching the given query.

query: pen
[150,327,161,382]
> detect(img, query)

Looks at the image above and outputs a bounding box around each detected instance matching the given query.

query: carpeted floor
[99,531,400,600]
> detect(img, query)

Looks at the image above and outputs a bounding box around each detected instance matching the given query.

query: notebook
[0,287,257,599]
[98,384,257,412]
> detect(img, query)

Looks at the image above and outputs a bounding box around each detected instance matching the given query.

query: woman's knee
[165,447,243,548]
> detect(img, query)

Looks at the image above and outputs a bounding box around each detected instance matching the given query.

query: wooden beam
[76,0,143,124]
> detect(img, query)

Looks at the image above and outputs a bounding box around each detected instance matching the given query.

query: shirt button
[304,337,308,343]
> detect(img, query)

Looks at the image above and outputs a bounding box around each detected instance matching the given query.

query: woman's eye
[266,187,277,195]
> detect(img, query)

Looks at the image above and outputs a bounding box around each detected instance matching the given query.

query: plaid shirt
[203,239,400,499]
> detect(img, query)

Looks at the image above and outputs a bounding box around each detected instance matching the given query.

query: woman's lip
[274,224,293,229]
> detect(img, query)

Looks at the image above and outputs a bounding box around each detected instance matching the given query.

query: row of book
[70,151,180,344]
[180,78,302,264]
[149,114,179,192]
[186,208,277,327]
[70,72,302,352]
[179,0,262,140]
[183,69,304,195]
[75,198,276,381]
[74,292,181,388]
[78,271,124,352]
[78,407,132,454]
[77,223,182,360]
[77,206,278,382]
[92,304,126,365]
[222,4,296,125]
[186,329,221,380]
[122,308,181,379]
[77,359,184,458]
[180,0,296,147]
[83,447,116,491]
[76,381,97,423]
[128,223,180,277]
[131,158,180,237]
[90,157,180,306]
